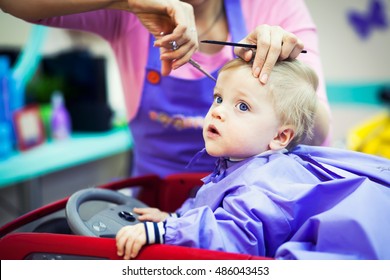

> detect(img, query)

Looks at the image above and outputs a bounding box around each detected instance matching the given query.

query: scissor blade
[188,59,217,82]
[170,40,217,81]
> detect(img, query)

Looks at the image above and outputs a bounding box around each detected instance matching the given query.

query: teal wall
[327,82,389,105]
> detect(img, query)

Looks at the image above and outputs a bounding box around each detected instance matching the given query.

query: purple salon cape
[163,145,390,259]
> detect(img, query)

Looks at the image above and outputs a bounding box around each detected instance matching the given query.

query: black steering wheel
[65,188,148,237]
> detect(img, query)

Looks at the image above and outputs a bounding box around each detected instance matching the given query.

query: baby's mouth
[208,124,220,136]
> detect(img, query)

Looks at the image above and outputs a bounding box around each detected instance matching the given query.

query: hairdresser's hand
[116,223,146,260]
[126,0,198,75]
[235,25,304,84]
[134,207,169,222]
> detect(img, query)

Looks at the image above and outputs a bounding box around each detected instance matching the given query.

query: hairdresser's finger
[155,26,196,53]
[158,46,174,76]
[154,4,198,73]
[257,26,283,84]
[281,33,304,59]
[251,25,272,80]
[279,36,296,60]
[157,39,197,75]
[234,47,255,62]
[159,30,197,68]
[172,49,194,70]
[289,40,305,59]
[234,31,257,62]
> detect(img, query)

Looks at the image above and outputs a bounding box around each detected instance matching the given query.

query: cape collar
[187,148,288,184]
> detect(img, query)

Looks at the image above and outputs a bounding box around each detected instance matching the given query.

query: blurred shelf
[0,127,132,188]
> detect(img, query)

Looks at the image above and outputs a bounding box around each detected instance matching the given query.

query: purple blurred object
[347,0,388,39]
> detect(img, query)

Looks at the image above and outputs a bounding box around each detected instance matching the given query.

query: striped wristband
[143,221,166,244]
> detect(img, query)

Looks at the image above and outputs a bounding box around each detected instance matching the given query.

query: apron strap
[225,0,248,44]
[147,34,160,70]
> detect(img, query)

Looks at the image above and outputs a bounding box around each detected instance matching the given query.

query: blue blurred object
[0,122,12,159]
[0,56,11,123]
[0,57,13,159]
[0,25,47,155]
[12,25,47,89]
[10,25,47,112]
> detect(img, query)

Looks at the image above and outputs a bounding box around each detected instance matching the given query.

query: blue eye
[215,95,223,104]
[238,102,249,111]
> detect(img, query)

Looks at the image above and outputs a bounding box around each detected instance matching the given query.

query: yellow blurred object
[347,112,390,159]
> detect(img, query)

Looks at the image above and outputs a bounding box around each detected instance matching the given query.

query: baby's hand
[116,223,147,260]
[134,207,170,222]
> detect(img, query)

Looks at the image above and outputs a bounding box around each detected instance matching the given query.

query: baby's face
[203,66,280,159]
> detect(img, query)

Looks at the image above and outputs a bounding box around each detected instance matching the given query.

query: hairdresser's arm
[0,0,191,36]
[0,0,117,21]
[0,0,184,22]
[0,0,197,75]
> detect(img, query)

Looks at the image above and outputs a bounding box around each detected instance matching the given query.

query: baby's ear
[269,125,295,150]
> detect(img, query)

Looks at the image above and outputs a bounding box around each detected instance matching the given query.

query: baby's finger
[116,242,124,257]
[123,237,135,260]
[130,240,144,259]
[137,214,153,221]
[116,232,126,257]
[116,226,134,257]
[133,207,151,214]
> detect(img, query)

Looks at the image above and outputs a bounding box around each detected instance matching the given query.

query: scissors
[170,41,217,82]
[170,39,307,82]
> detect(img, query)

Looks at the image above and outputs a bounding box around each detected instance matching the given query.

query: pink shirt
[36,0,328,122]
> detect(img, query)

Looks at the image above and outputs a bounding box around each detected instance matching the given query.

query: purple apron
[129,0,247,177]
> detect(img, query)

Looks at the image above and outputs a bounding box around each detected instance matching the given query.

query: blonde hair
[219,58,318,150]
